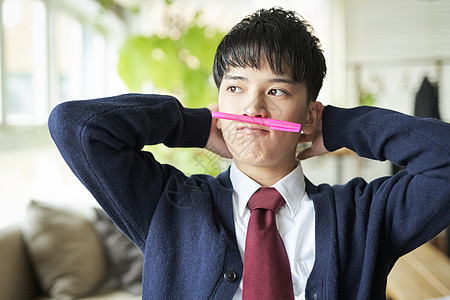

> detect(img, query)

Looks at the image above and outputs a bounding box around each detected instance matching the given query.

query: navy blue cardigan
[48,94,450,299]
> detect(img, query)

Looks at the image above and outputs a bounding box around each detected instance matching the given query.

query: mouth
[237,124,270,134]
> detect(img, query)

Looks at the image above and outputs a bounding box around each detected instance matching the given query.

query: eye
[268,89,287,96]
[227,86,244,93]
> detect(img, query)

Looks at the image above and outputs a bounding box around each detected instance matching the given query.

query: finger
[221,151,233,159]
[297,133,313,144]
[296,147,314,160]
[208,103,219,112]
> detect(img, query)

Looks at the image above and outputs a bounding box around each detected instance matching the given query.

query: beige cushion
[0,224,39,299]
[22,200,107,299]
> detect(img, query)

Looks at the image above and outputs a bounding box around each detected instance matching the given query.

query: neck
[234,160,298,187]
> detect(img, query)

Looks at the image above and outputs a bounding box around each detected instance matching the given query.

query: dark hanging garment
[414,77,441,120]
[393,76,441,175]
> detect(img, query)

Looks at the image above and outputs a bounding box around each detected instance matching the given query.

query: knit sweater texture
[48,94,450,299]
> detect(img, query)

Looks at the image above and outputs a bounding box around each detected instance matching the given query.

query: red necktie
[242,187,294,300]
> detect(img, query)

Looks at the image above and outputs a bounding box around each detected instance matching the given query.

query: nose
[242,93,269,118]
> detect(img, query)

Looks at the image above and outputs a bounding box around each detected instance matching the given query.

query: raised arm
[48,94,211,249]
[322,105,450,255]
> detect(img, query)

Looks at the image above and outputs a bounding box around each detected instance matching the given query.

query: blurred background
[0,0,449,226]
[0,1,449,299]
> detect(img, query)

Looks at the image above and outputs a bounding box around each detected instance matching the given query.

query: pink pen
[211,111,301,133]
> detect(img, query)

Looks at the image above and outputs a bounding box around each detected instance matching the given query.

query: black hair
[213,7,326,102]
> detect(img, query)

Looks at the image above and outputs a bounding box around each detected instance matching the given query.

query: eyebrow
[223,75,296,85]
[268,78,296,85]
[223,75,248,81]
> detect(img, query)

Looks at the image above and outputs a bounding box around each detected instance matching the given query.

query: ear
[301,101,323,135]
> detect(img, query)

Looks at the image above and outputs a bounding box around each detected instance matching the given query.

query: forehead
[223,55,295,80]
[223,58,295,81]
[222,65,297,87]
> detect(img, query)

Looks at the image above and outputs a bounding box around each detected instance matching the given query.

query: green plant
[117,8,226,176]
[359,88,376,106]
[118,16,223,108]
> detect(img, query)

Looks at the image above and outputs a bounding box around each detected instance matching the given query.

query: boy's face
[217,60,314,172]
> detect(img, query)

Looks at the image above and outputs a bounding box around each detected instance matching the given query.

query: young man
[49,7,449,300]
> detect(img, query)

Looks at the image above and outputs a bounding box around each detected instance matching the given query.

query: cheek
[281,132,301,146]
[270,132,302,153]
[218,98,236,113]
[220,120,239,138]
[282,111,303,126]
[292,106,308,124]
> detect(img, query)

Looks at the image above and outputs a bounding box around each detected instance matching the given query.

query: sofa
[0,200,143,300]
[1,201,448,300]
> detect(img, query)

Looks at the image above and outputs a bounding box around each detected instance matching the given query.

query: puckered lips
[236,123,270,135]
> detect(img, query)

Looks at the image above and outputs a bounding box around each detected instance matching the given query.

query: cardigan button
[224,270,237,282]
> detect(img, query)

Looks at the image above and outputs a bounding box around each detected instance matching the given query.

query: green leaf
[117,11,225,174]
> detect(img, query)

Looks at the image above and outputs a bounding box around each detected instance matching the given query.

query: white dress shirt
[230,161,316,300]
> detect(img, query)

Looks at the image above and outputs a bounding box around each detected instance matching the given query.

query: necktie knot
[248,187,285,213]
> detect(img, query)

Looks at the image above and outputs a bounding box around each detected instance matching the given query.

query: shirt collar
[230,162,261,219]
[230,161,306,218]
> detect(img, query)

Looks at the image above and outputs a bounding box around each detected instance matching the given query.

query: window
[2,0,47,125]
[0,0,125,128]
[55,11,84,102]
[0,0,126,227]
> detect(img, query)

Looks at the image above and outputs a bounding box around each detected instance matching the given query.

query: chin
[233,152,282,169]
[232,150,265,164]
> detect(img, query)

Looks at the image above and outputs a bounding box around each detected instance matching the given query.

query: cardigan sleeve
[48,94,212,249]
[322,105,450,256]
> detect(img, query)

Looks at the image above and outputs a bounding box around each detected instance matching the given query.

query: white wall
[345,0,450,61]
[343,0,450,120]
